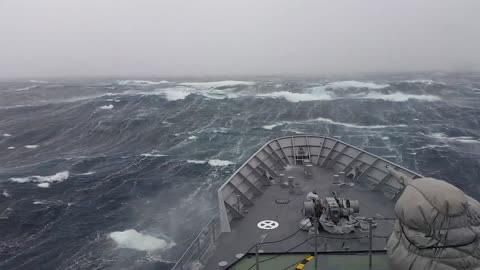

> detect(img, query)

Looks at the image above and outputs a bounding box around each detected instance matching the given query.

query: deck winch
[302,192,361,234]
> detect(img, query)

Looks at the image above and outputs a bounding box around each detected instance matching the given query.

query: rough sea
[1,74,479,270]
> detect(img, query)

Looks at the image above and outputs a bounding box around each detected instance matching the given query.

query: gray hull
[173,135,423,270]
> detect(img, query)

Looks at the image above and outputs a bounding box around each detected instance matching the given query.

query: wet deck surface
[229,252,389,270]
[204,166,396,269]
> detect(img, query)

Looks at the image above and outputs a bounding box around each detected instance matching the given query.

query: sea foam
[109,229,175,251]
[325,80,390,89]
[99,104,114,110]
[10,171,69,188]
[116,80,169,86]
[263,117,407,130]
[208,159,235,166]
[180,80,255,89]
[24,145,39,149]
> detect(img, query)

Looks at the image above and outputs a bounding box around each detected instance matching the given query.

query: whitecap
[3,133,12,137]
[186,159,208,164]
[263,117,407,130]
[256,86,439,103]
[358,92,441,102]
[109,229,175,251]
[257,91,332,102]
[116,80,169,86]
[428,133,480,144]
[326,80,390,89]
[188,135,198,140]
[77,171,95,176]
[405,79,436,85]
[208,159,235,166]
[15,85,38,91]
[33,200,48,205]
[99,104,114,110]
[262,122,288,130]
[10,171,69,187]
[162,88,191,101]
[29,80,49,83]
[2,190,11,198]
[24,145,39,149]
[180,80,255,89]
[7,146,15,150]
[140,153,167,157]
[313,117,407,129]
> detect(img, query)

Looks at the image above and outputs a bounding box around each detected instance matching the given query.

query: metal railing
[172,211,222,270]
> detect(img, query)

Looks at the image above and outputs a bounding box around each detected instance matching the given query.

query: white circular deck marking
[257,220,279,230]
[235,253,244,258]
[218,261,228,267]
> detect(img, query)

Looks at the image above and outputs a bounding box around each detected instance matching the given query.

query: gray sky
[1,0,479,78]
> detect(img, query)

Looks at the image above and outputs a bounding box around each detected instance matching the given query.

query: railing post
[197,237,201,254]
[255,244,260,270]
[314,217,318,270]
[368,218,373,270]
[236,194,241,212]
[212,222,216,244]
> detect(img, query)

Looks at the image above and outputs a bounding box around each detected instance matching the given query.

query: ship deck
[204,165,396,269]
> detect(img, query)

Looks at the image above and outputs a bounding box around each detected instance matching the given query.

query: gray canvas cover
[387,177,480,270]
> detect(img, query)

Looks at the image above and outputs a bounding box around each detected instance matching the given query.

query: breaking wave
[258,88,440,103]
[179,80,255,89]
[325,80,390,89]
[428,133,480,144]
[263,117,407,130]
[10,171,70,188]
[140,152,167,157]
[99,104,114,110]
[24,145,39,149]
[29,80,49,83]
[109,229,175,252]
[257,91,332,102]
[186,159,208,164]
[207,159,235,166]
[116,80,169,86]
[186,159,234,166]
[15,85,38,91]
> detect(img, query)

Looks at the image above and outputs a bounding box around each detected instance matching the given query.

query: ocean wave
[404,79,437,85]
[263,117,407,130]
[257,91,332,102]
[208,159,235,166]
[428,133,480,144]
[3,133,12,137]
[99,104,114,110]
[7,146,15,150]
[162,88,191,101]
[180,80,255,89]
[10,171,70,188]
[188,135,198,140]
[76,171,95,176]
[140,152,167,157]
[24,145,39,149]
[116,80,169,86]
[109,229,175,251]
[186,159,208,164]
[325,80,389,89]
[257,89,440,103]
[33,200,48,205]
[15,85,38,91]
[359,92,441,102]
[2,190,10,198]
[29,80,49,83]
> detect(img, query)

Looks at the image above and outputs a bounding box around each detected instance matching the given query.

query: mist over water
[1,74,480,269]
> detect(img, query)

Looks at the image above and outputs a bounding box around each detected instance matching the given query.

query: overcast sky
[1,0,479,78]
